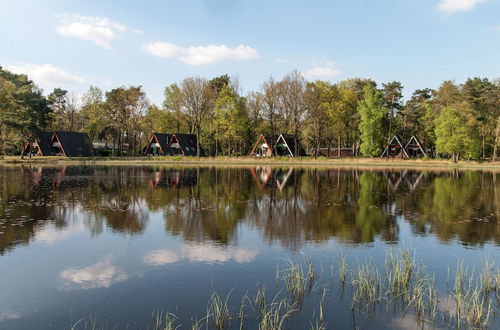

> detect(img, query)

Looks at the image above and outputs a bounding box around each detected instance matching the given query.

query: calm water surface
[0,165,499,329]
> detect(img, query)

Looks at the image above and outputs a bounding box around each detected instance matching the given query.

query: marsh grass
[207,290,232,329]
[68,251,499,330]
[280,254,319,305]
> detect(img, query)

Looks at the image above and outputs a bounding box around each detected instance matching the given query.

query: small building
[250,133,276,157]
[404,135,426,158]
[167,133,199,156]
[314,147,354,158]
[50,131,93,157]
[381,135,409,158]
[274,134,305,157]
[23,131,54,156]
[143,133,172,156]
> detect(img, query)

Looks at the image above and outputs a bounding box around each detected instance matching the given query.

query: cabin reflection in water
[0,166,499,255]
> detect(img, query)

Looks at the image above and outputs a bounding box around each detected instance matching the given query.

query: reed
[280,254,317,305]
[207,290,232,330]
[350,263,382,308]
[149,310,179,330]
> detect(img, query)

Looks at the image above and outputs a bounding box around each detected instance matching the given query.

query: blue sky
[1,0,499,105]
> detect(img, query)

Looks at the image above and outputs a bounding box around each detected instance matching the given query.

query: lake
[0,165,498,329]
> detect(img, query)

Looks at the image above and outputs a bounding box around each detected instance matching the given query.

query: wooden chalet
[167,133,199,156]
[381,135,409,158]
[274,134,305,157]
[143,133,172,156]
[50,131,93,157]
[23,131,54,156]
[404,135,426,158]
[314,147,353,158]
[250,133,276,157]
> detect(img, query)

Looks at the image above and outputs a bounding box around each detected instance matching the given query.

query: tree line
[1,66,499,159]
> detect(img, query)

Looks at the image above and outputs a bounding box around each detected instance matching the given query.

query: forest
[0,66,499,160]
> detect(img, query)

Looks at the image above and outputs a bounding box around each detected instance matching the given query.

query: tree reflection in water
[0,165,498,255]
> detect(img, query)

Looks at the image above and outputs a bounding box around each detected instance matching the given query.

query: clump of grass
[450,261,495,329]
[148,310,179,330]
[257,297,295,330]
[350,263,382,309]
[280,254,318,305]
[207,290,232,330]
[385,249,414,299]
[338,256,348,284]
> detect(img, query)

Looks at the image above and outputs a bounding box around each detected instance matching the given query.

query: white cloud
[0,309,21,322]
[183,244,257,263]
[142,42,260,65]
[5,63,86,89]
[494,25,500,31]
[141,42,183,58]
[56,14,135,49]
[302,66,342,79]
[143,249,180,266]
[143,244,258,266]
[59,256,128,290]
[437,0,489,15]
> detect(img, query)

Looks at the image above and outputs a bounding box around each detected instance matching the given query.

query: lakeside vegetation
[1,66,499,160]
[69,251,500,329]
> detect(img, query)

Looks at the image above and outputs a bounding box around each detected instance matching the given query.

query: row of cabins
[24,131,200,157]
[24,131,426,159]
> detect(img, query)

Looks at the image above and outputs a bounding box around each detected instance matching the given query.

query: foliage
[359,85,387,156]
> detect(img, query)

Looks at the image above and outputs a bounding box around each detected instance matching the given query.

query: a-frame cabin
[249,133,276,157]
[23,131,54,156]
[381,135,409,158]
[50,131,93,157]
[167,133,199,156]
[144,133,172,156]
[404,135,426,158]
[274,134,305,157]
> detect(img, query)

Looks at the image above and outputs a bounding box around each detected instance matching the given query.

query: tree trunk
[338,136,341,157]
[196,126,200,157]
[493,117,500,161]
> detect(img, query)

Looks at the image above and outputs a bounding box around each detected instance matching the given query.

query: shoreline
[4,156,500,170]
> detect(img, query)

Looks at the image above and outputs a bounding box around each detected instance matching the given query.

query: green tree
[0,66,51,155]
[358,84,386,156]
[434,102,480,161]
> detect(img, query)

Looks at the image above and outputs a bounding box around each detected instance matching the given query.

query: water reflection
[0,165,499,256]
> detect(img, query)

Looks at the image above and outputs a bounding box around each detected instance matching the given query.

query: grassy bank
[4,155,500,170]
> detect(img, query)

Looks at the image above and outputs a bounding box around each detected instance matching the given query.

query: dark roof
[145,133,172,155]
[53,131,93,157]
[170,133,199,156]
[24,131,54,155]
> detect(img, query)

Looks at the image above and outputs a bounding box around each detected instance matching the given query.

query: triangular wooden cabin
[23,131,54,156]
[167,133,199,156]
[144,133,172,156]
[50,131,93,157]
[275,134,305,157]
[404,135,426,158]
[381,135,409,158]
[250,133,276,157]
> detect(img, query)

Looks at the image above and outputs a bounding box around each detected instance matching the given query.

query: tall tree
[381,81,403,141]
[105,86,149,155]
[178,77,215,157]
[280,71,307,156]
[0,66,51,155]
[434,102,480,161]
[359,84,387,157]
